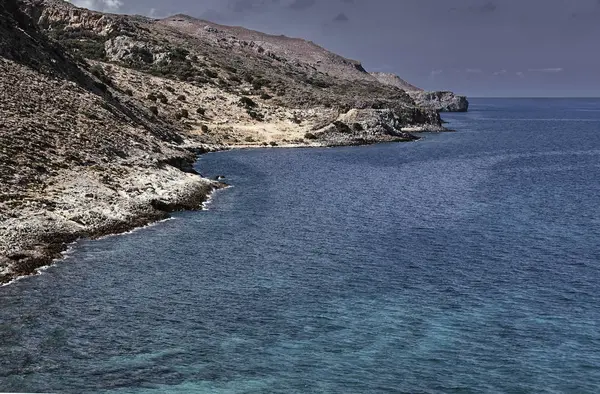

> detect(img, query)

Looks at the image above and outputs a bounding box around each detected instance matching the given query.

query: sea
[1,98,600,393]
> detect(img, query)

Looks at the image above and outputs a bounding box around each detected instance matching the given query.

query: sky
[71,0,600,97]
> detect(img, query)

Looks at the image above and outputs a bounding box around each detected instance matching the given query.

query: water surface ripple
[2,99,600,393]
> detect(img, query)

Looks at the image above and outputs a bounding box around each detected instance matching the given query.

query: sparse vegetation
[247,109,264,121]
[90,64,112,86]
[177,95,186,101]
[304,132,318,140]
[239,96,257,108]
[156,92,168,104]
[149,106,158,115]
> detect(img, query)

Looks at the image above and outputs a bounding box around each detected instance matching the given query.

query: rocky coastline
[0,0,468,284]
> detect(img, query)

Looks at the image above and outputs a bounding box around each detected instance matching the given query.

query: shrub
[165,86,175,93]
[130,46,153,64]
[147,93,157,101]
[244,136,255,143]
[90,64,112,86]
[156,92,168,103]
[224,65,237,74]
[170,47,189,61]
[304,132,318,140]
[149,106,158,115]
[177,95,186,101]
[180,109,189,118]
[201,124,209,132]
[353,123,364,131]
[239,96,257,108]
[269,141,278,147]
[196,107,206,116]
[204,69,218,79]
[247,109,264,121]
[124,88,133,96]
[260,93,272,100]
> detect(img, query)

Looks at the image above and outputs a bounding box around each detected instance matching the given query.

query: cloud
[466,68,483,73]
[332,12,349,22]
[528,67,564,73]
[516,71,525,78]
[493,69,507,75]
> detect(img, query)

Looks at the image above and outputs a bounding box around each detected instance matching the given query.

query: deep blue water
[2,98,600,393]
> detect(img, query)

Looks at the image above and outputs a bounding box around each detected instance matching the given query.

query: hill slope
[1,0,461,283]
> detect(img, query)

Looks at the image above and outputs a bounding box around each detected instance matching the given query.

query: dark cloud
[332,12,349,22]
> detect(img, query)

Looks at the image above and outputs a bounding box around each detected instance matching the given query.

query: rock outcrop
[370,72,469,113]
[408,91,469,113]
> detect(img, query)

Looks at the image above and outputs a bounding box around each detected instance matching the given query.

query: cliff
[370,72,469,113]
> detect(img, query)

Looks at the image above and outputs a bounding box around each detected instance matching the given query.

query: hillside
[1,0,463,283]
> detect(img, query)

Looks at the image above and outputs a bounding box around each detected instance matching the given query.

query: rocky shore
[0,0,467,284]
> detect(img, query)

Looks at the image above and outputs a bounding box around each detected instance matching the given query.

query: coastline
[0,161,227,285]
[0,123,455,286]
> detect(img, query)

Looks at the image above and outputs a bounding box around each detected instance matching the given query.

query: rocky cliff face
[408,91,469,113]
[1,0,455,283]
[370,72,469,113]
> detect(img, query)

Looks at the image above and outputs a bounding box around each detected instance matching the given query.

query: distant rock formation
[370,72,469,113]
[408,91,469,113]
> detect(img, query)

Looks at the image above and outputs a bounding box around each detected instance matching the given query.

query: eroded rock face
[408,91,469,113]
[370,73,469,113]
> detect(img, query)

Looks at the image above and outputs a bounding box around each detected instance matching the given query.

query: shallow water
[2,98,600,393]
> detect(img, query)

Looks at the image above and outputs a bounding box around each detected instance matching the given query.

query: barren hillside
[0,0,463,283]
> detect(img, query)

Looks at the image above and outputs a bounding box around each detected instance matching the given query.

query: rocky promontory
[1,0,464,284]
[370,72,469,113]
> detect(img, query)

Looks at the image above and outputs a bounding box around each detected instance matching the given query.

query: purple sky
[73,0,600,97]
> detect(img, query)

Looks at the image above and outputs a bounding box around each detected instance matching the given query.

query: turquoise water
[2,99,600,393]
